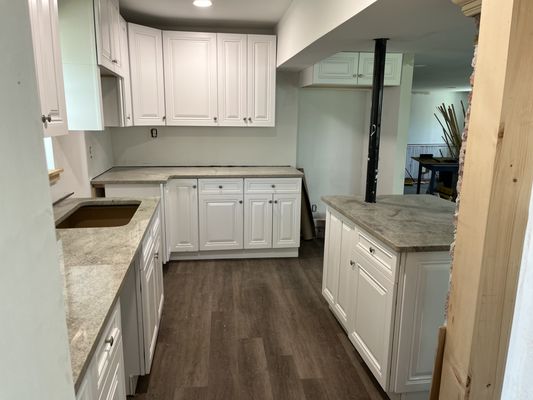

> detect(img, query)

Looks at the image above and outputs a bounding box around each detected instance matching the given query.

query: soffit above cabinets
[119,0,293,29]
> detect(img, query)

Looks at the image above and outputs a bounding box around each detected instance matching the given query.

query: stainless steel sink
[56,203,140,229]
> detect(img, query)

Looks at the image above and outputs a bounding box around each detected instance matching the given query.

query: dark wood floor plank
[136,240,388,400]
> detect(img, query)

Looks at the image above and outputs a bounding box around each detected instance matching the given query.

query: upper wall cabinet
[28,0,68,136]
[94,0,123,76]
[128,23,166,126]
[164,31,218,126]
[300,52,403,88]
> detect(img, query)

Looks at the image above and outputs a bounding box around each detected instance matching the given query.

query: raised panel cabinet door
[199,195,244,251]
[109,0,122,74]
[165,179,199,253]
[322,211,342,306]
[28,0,68,136]
[128,23,165,126]
[119,17,133,126]
[94,0,114,71]
[99,341,127,400]
[314,52,359,85]
[141,251,159,374]
[246,35,276,127]
[217,33,247,127]
[244,194,273,249]
[349,252,395,390]
[163,31,218,126]
[333,223,355,329]
[272,193,300,248]
[357,53,403,86]
[393,252,450,393]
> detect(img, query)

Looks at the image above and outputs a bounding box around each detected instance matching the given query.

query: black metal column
[365,38,388,203]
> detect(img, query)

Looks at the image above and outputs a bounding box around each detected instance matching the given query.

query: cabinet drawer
[94,302,122,393]
[355,230,397,281]
[199,179,243,195]
[244,178,301,194]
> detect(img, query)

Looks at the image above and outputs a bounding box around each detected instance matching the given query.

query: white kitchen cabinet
[349,250,395,390]
[300,52,403,88]
[165,179,199,254]
[244,194,273,249]
[163,31,218,126]
[332,222,355,328]
[217,33,247,127]
[322,211,342,306]
[199,194,244,251]
[119,17,133,126]
[28,0,68,136]
[94,0,122,75]
[247,35,276,127]
[128,23,166,126]
[357,52,403,86]
[272,193,300,248]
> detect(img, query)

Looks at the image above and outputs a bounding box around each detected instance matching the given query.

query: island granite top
[321,195,455,252]
[54,197,160,391]
[92,166,304,185]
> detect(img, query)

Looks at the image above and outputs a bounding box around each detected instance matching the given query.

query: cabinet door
[357,53,403,86]
[28,0,68,136]
[333,223,355,329]
[128,23,165,126]
[119,17,133,126]
[163,31,218,126]
[217,33,247,127]
[199,195,243,251]
[165,179,199,253]
[393,252,450,393]
[322,211,342,306]
[109,0,122,74]
[313,52,359,85]
[246,35,276,127]
[99,342,126,400]
[272,193,300,248]
[244,194,273,249]
[141,250,159,374]
[349,252,395,390]
[154,234,164,322]
[94,0,114,71]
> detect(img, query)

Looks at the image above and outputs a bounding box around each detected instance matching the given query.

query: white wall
[408,90,470,144]
[502,190,533,399]
[110,72,299,166]
[297,88,370,215]
[276,0,377,67]
[0,1,75,399]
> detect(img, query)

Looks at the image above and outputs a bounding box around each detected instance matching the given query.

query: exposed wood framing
[440,0,533,398]
[452,0,482,16]
[48,168,63,185]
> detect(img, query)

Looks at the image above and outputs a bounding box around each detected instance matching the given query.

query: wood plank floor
[135,240,389,400]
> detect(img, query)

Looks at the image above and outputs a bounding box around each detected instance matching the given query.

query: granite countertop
[322,195,455,252]
[91,166,304,185]
[54,197,160,390]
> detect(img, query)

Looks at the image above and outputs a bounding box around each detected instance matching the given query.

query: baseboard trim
[169,248,299,261]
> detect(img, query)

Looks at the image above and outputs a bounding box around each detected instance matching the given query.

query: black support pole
[365,38,388,203]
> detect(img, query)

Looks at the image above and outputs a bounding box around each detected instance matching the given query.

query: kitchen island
[321,194,454,400]
[55,197,163,398]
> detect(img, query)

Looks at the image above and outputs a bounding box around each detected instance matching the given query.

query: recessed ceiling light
[193,0,212,7]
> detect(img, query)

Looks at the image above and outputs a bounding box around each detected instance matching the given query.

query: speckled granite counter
[92,166,304,185]
[54,197,160,390]
[322,195,455,252]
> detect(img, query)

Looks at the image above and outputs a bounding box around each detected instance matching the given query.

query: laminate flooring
[134,240,389,400]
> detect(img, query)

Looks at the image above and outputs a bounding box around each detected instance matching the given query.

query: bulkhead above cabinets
[300,52,403,88]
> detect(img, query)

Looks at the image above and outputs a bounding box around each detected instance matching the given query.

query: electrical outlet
[311,204,318,212]
[150,128,158,138]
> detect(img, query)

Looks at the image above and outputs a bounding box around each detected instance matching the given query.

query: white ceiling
[119,0,292,29]
[277,0,477,91]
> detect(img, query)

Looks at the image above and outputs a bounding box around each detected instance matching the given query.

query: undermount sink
[56,203,140,229]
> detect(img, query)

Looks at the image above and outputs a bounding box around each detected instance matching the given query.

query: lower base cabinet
[322,208,450,398]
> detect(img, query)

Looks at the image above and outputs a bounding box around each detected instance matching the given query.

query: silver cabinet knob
[154,252,159,260]
[239,200,243,204]
[274,200,278,204]
[218,185,223,189]
[41,114,52,123]
[214,116,218,122]
[369,247,376,254]
[350,260,355,267]
[352,74,357,78]
[112,59,118,63]
[243,117,247,122]
[271,184,276,188]
[127,115,131,120]
[192,185,197,189]
[248,117,252,122]
[105,336,114,347]
[268,200,273,204]
[162,116,166,121]
[358,73,364,78]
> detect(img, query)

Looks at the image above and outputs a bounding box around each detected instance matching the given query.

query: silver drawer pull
[369,247,376,255]
[105,336,114,347]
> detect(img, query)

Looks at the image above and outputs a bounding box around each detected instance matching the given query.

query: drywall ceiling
[119,0,292,29]
[277,0,476,91]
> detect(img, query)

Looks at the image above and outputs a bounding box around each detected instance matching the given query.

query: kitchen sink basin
[56,203,140,229]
